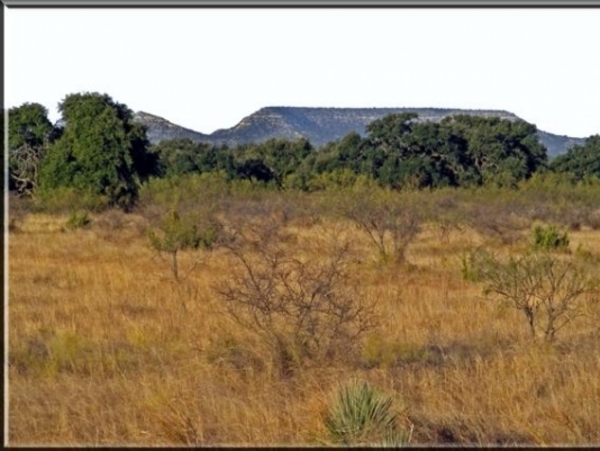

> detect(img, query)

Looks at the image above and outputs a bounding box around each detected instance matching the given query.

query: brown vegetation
[7,185,600,446]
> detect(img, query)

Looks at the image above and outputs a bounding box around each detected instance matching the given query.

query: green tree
[153,138,202,177]
[441,115,547,187]
[39,92,155,209]
[550,135,600,182]
[8,103,60,195]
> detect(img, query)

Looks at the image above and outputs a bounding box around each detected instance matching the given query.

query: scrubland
[7,177,600,446]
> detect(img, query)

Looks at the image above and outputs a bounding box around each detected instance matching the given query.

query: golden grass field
[8,202,600,446]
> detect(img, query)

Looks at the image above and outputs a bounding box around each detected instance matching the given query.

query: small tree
[148,210,209,281]
[39,92,158,210]
[473,250,597,342]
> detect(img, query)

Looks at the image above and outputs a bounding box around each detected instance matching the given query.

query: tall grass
[8,187,600,445]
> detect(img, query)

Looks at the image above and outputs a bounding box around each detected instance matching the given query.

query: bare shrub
[8,193,32,232]
[471,249,598,342]
[464,202,529,245]
[586,209,600,230]
[10,143,44,197]
[337,187,421,264]
[94,208,125,231]
[214,218,378,376]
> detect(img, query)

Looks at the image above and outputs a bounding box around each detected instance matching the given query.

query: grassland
[7,184,600,446]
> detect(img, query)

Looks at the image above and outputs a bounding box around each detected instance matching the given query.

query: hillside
[133,111,209,143]
[134,107,586,157]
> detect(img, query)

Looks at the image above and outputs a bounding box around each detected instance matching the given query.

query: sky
[5,7,600,138]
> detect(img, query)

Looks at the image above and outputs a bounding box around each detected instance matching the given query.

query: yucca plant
[324,380,411,446]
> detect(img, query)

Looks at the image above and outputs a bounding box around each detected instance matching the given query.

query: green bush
[36,187,109,214]
[324,380,411,446]
[66,210,91,229]
[459,247,494,282]
[147,210,217,281]
[532,224,569,251]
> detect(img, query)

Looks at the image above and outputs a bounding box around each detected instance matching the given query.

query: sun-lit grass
[8,198,600,445]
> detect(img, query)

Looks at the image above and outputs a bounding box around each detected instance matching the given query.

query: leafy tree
[153,138,238,180]
[234,138,315,187]
[39,92,156,209]
[153,138,202,177]
[8,103,60,195]
[550,135,600,182]
[365,112,418,151]
[235,158,275,183]
[441,115,547,187]
[8,102,55,150]
[313,132,365,175]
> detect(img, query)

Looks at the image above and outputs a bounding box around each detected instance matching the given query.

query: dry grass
[8,204,600,446]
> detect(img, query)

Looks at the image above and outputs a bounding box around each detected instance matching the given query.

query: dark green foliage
[550,135,600,182]
[8,102,55,151]
[20,91,555,201]
[152,138,228,178]
[308,113,546,191]
[532,225,570,251]
[38,92,156,210]
[235,158,274,183]
[8,103,60,195]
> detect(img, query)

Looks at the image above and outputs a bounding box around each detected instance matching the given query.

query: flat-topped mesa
[134,107,586,157]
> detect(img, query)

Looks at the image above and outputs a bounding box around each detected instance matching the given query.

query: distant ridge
[134,107,586,157]
[134,111,209,144]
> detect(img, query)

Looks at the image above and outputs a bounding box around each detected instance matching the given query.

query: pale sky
[5,7,600,138]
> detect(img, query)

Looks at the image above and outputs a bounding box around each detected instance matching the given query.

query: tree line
[8,92,600,210]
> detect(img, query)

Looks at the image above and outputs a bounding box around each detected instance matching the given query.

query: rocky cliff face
[133,111,209,144]
[134,107,586,157]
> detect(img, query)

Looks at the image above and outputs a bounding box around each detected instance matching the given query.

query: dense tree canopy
[310,113,547,189]
[440,115,547,187]
[15,92,582,209]
[8,103,56,150]
[550,135,600,181]
[39,92,158,208]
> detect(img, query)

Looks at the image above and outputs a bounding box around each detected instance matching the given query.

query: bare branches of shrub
[470,249,598,342]
[214,218,378,375]
[10,143,44,197]
[337,187,421,264]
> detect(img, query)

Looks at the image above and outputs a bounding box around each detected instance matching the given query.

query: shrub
[337,186,421,264]
[532,224,569,251]
[66,210,91,229]
[474,250,598,342]
[147,210,210,281]
[587,209,600,230]
[324,380,412,446]
[215,219,377,376]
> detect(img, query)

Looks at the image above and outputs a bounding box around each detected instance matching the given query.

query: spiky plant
[324,380,410,446]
